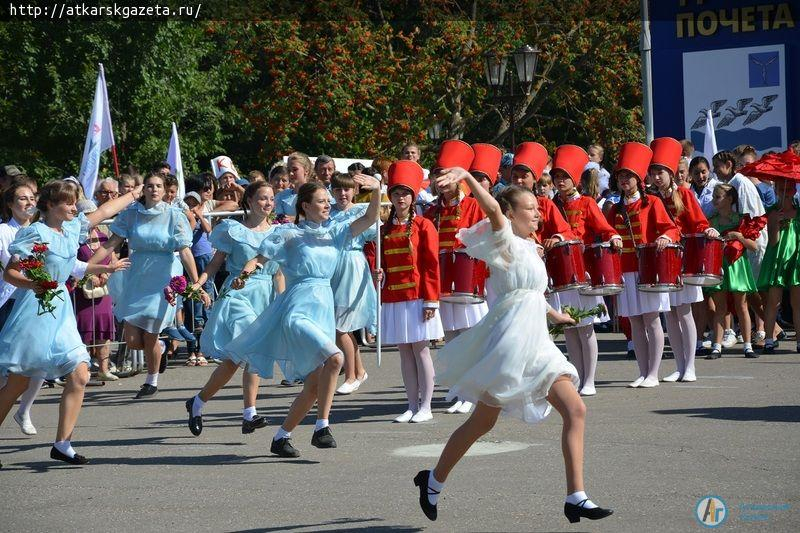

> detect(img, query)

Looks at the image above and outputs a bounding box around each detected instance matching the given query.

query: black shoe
[311,427,337,448]
[134,384,158,399]
[280,379,292,386]
[763,342,776,354]
[50,446,89,465]
[744,348,759,358]
[626,349,635,359]
[695,347,709,358]
[293,379,304,385]
[159,353,168,374]
[777,330,787,341]
[185,398,203,436]
[413,470,438,521]
[270,437,300,458]
[242,415,268,434]
[705,349,721,360]
[564,500,613,523]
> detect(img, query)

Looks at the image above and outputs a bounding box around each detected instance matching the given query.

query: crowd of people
[1,134,799,525]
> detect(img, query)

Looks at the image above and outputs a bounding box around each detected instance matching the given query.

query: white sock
[427,470,444,505]
[145,373,158,387]
[314,419,329,431]
[712,343,721,352]
[54,440,76,459]
[273,427,291,441]
[192,395,205,417]
[243,406,257,421]
[744,342,753,350]
[566,490,598,509]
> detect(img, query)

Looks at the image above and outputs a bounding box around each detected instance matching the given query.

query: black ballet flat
[185,398,203,436]
[311,427,337,448]
[270,437,300,458]
[134,384,157,399]
[564,500,613,523]
[242,415,268,434]
[413,470,438,521]
[50,446,89,465]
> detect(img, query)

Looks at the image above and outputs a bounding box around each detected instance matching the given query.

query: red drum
[439,250,485,304]
[682,233,724,286]
[636,243,683,292]
[579,242,623,296]
[545,240,588,292]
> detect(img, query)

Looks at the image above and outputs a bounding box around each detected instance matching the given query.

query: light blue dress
[109,202,192,333]
[225,219,353,380]
[0,214,92,379]
[199,219,280,360]
[329,204,377,333]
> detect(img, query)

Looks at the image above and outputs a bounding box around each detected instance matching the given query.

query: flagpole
[375,216,382,368]
[111,145,120,178]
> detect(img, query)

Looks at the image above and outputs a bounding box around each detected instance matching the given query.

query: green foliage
[0,3,643,183]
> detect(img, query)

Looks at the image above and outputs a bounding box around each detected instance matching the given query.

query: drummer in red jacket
[381,160,443,423]
[510,142,576,245]
[551,145,623,396]
[424,140,490,415]
[605,142,680,388]
[648,137,719,383]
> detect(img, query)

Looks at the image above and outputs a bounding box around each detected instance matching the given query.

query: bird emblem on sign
[742,95,778,126]
[690,99,727,130]
[717,98,753,128]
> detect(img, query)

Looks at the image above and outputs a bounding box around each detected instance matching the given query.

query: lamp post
[427,120,443,146]
[483,44,540,150]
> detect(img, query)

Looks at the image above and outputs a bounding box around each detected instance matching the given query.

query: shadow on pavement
[653,405,800,423]
[231,517,423,532]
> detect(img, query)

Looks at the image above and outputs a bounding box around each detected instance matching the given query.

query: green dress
[707,214,757,293]
[757,211,800,290]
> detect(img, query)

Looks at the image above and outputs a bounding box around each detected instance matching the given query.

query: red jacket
[605,194,681,272]
[536,195,576,242]
[380,215,440,304]
[660,186,710,235]
[423,195,485,251]
[555,193,620,244]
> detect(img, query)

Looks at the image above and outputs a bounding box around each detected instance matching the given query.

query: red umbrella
[739,150,800,182]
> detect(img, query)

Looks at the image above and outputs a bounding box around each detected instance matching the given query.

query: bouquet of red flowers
[723,214,768,264]
[19,242,62,317]
[163,275,204,306]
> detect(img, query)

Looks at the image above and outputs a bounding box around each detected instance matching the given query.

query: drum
[545,240,589,292]
[439,250,485,304]
[682,233,724,286]
[579,242,623,296]
[636,243,683,292]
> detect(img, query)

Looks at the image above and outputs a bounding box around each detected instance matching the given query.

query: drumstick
[375,217,382,367]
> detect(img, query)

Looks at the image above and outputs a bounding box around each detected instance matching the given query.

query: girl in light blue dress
[0,180,139,467]
[184,182,285,436]
[227,176,381,458]
[329,173,377,396]
[93,172,209,400]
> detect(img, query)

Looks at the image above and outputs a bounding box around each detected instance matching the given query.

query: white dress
[434,218,578,425]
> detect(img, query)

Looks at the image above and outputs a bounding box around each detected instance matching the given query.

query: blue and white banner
[77,64,115,196]
[649,0,798,156]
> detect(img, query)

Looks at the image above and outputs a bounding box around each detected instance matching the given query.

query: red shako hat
[614,142,653,181]
[434,139,474,171]
[649,137,683,176]
[388,160,425,195]
[469,143,502,184]
[551,145,589,183]
[512,142,549,180]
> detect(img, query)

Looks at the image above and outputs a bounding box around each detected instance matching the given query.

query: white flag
[78,64,115,197]
[166,122,185,199]
[703,108,718,159]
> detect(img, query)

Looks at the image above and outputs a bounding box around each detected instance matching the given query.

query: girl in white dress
[412,168,613,525]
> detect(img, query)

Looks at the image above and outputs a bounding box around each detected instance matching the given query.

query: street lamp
[427,120,443,144]
[483,44,540,149]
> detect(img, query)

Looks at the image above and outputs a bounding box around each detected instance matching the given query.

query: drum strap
[617,198,638,248]
[656,188,679,225]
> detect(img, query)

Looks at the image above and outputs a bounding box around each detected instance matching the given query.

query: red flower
[40,280,58,290]
[32,243,48,254]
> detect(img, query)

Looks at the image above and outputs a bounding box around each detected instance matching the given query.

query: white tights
[398,341,435,412]
[663,304,697,378]
[629,312,664,381]
[0,375,43,418]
